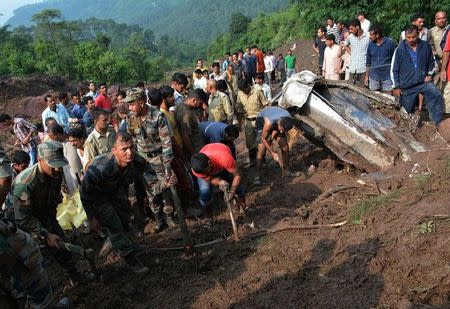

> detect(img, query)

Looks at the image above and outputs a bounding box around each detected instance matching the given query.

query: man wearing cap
[122,87,177,233]
[81,132,150,274]
[254,106,300,185]
[7,141,81,280]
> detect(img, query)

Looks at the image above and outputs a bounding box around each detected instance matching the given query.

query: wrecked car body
[274,71,427,171]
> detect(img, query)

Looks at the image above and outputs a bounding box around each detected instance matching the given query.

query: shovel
[223,188,239,241]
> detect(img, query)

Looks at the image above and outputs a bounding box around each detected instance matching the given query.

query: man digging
[254,106,301,185]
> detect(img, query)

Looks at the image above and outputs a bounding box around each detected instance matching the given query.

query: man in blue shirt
[365,26,397,92]
[41,94,70,132]
[391,26,443,126]
[245,47,257,84]
[198,121,239,158]
[70,93,86,121]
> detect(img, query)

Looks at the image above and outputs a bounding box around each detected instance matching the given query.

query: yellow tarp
[56,190,87,230]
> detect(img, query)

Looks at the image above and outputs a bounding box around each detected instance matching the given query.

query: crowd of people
[1,9,450,308]
[314,11,450,126]
[0,53,298,307]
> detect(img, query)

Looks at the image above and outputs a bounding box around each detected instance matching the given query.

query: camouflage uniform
[7,142,75,272]
[0,219,52,309]
[125,103,175,221]
[81,152,149,256]
[0,147,12,179]
[0,147,12,218]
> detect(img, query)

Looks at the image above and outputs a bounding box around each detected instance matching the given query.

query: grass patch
[414,173,431,187]
[349,191,400,224]
[445,155,450,173]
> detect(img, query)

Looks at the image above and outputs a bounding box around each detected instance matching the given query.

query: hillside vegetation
[5,0,289,42]
[1,1,449,84]
[208,0,450,58]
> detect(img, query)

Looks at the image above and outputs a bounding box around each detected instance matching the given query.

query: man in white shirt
[254,73,272,101]
[269,51,277,85]
[357,12,371,34]
[400,13,429,41]
[264,51,274,85]
[86,82,99,100]
[171,73,189,105]
[193,69,207,91]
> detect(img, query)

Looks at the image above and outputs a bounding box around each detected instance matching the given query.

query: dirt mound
[273,39,318,73]
[0,74,77,120]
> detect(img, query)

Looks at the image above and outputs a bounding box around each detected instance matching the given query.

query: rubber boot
[165,214,177,228]
[153,212,166,234]
[124,253,149,274]
[248,148,257,166]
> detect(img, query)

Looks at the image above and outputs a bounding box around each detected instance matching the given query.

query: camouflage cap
[37,141,68,168]
[122,87,146,103]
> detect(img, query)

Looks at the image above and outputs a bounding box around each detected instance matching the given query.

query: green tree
[32,9,64,73]
[229,12,251,37]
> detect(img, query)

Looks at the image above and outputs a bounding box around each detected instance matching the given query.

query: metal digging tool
[223,188,239,242]
[69,222,97,276]
[39,229,96,280]
[165,166,193,251]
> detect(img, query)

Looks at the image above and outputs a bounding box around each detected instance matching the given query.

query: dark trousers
[93,191,136,257]
[400,82,444,125]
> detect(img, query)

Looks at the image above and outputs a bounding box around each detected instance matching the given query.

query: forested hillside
[5,0,289,42]
[208,0,450,58]
[1,1,449,85]
[0,10,200,84]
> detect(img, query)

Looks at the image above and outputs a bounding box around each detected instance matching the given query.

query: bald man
[206,79,236,124]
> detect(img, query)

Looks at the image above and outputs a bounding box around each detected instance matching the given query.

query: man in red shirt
[191,143,244,210]
[94,82,112,111]
[252,45,266,74]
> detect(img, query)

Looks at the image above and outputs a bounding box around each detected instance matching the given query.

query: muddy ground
[42,122,449,309]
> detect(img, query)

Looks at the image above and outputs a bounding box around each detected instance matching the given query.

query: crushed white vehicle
[274,71,427,171]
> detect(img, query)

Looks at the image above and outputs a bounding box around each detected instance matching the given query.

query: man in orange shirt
[252,45,266,74]
[191,143,244,210]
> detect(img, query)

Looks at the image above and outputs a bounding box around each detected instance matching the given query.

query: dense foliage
[208,0,450,59]
[6,0,289,42]
[0,9,204,83]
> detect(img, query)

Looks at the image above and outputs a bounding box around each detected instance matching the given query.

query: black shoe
[165,215,177,228]
[153,214,166,234]
[124,254,149,274]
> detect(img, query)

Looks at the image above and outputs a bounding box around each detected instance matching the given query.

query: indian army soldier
[122,88,178,233]
[0,147,13,208]
[8,141,82,281]
[0,218,71,308]
[81,132,149,274]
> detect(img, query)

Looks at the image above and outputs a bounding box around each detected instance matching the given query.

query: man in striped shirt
[0,114,38,165]
[344,20,370,84]
[326,16,341,44]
